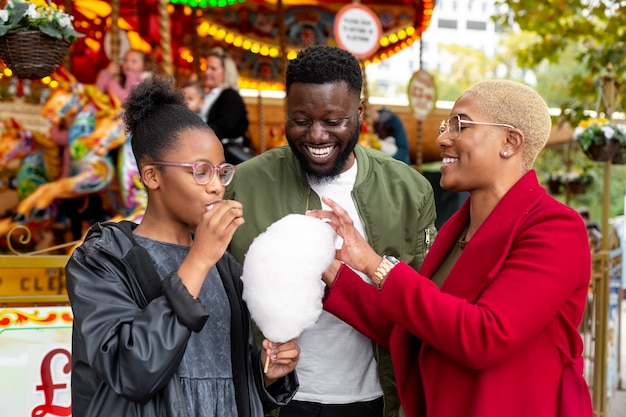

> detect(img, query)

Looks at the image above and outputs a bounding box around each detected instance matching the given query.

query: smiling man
[225,45,437,417]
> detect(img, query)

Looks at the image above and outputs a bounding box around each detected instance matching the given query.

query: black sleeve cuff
[161,273,209,332]
[251,349,299,411]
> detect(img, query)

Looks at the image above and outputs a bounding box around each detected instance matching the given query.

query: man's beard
[288,125,360,185]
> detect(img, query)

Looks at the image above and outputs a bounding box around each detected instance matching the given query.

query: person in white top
[225,45,437,417]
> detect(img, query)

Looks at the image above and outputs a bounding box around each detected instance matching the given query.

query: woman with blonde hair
[307,80,593,417]
[201,47,254,164]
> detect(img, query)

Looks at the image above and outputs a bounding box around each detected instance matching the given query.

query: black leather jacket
[66,221,298,417]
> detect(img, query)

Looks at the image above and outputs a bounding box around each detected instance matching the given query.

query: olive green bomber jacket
[225,144,437,417]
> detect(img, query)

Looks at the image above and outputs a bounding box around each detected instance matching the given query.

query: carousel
[0,0,437,254]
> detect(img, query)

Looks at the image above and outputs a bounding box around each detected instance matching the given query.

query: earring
[502,151,508,157]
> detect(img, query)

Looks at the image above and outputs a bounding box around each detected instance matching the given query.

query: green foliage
[574,117,626,151]
[494,0,626,113]
[429,43,511,102]
[536,143,626,217]
[0,0,84,42]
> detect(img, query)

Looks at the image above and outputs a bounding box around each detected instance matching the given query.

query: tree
[430,44,501,101]
[494,0,625,113]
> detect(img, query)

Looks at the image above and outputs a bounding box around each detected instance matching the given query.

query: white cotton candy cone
[241,214,337,342]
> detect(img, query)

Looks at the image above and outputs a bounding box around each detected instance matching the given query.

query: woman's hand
[261,338,300,386]
[306,197,381,277]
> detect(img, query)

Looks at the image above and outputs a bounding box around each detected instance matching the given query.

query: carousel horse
[0,118,62,195]
[10,111,126,221]
[0,118,65,247]
[0,72,126,241]
[1,66,148,250]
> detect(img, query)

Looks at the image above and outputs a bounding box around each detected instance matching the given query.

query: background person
[202,47,254,164]
[578,207,602,252]
[308,80,593,417]
[95,48,153,102]
[182,81,206,119]
[225,45,437,417]
[66,76,299,417]
[371,107,411,164]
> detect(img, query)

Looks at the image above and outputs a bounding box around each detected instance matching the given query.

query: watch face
[385,256,400,265]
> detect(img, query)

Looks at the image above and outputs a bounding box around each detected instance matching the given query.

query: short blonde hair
[462,80,552,170]
[207,47,240,91]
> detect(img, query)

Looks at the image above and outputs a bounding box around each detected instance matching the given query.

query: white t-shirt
[297,160,383,404]
[200,86,222,123]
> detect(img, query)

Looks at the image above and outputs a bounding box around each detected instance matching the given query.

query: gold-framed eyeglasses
[150,161,236,186]
[439,114,516,140]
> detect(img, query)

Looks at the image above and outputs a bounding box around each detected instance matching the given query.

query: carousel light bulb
[233,36,243,47]
[197,22,210,37]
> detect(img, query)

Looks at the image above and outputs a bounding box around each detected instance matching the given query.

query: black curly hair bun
[122,75,184,135]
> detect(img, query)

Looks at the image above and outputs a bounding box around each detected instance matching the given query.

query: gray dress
[134,235,238,417]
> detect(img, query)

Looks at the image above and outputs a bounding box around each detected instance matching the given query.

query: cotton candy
[241,214,337,342]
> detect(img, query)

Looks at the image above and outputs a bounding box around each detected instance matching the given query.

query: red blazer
[324,171,593,417]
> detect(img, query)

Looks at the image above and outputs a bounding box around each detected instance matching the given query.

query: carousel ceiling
[51,0,434,87]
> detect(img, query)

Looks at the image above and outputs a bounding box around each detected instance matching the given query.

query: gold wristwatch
[372,255,400,288]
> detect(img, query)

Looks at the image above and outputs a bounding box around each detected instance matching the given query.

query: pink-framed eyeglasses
[150,161,236,185]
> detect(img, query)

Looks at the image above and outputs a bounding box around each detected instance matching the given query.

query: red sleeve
[378,208,590,370]
[323,263,394,348]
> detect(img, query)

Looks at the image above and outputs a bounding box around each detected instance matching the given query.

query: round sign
[408,69,436,121]
[334,4,382,59]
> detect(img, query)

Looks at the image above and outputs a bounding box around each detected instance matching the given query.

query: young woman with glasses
[65,76,299,417]
[307,80,593,417]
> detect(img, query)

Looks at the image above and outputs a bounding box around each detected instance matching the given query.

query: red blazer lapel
[423,171,547,302]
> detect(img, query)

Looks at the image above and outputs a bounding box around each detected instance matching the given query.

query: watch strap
[372,255,399,288]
